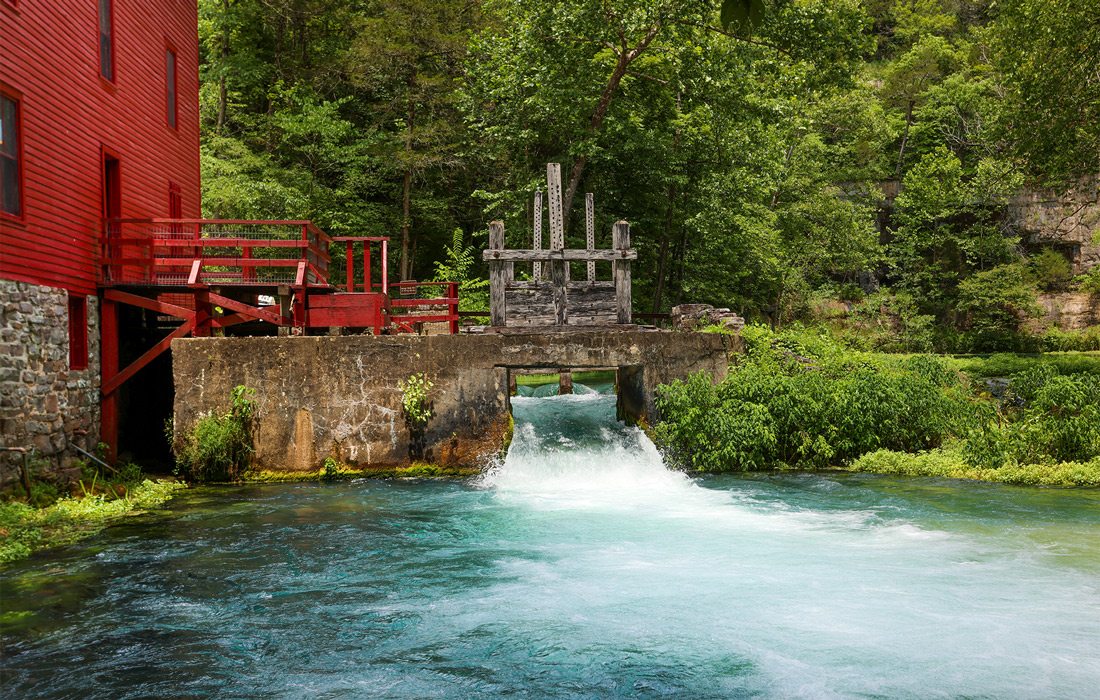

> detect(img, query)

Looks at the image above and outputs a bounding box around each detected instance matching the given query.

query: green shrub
[1010,372,1100,463]
[175,385,255,483]
[321,456,339,481]
[655,326,979,471]
[399,373,433,425]
[1030,249,1074,291]
[1074,266,1100,296]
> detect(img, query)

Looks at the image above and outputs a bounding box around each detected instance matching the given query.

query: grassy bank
[0,479,186,565]
[847,446,1100,487]
[655,324,1100,487]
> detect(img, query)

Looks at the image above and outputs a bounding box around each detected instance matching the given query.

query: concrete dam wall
[171,330,731,472]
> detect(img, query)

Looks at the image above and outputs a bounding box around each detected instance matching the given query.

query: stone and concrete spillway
[171,329,732,472]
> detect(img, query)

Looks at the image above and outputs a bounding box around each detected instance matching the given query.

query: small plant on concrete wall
[175,385,256,483]
[400,373,433,461]
[400,373,433,425]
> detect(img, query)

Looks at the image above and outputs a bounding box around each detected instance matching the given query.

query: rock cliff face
[1033,292,1100,331]
[1009,175,1100,273]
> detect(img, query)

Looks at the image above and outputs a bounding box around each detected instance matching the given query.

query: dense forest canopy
[198,0,1100,350]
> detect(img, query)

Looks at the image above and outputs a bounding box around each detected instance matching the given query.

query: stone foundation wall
[0,280,100,488]
[172,330,731,472]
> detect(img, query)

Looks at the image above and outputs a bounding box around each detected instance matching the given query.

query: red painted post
[243,244,254,283]
[301,224,309,284]
[363,241,370,293]
[449,281,459,335]
[193,291,212,337]
[99,298,119,461]
[381,240,389,295]
[345,241,354,292]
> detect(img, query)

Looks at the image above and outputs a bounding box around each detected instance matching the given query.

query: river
[2,392,1099,698]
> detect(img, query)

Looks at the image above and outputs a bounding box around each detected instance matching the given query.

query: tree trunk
[562,25,662,218]
[895,100,915,177]
[401,80,415,281]
[652,183,676,313]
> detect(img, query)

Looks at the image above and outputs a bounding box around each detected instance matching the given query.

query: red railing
[100,219,332,287]
[389,281,460,335]
[333,236,388,295]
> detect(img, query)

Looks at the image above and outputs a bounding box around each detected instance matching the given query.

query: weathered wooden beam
[103,289,192,319]
[206,291,287,326]
[489,220,506,327]
[533,189,543,280]
[482,249,637,262]
[547,163,564,250]
[585,192,595,282]
[550,259,567,325]
[613,221,632,324]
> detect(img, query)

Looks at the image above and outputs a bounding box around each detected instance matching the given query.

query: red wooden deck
[97,218,460,456]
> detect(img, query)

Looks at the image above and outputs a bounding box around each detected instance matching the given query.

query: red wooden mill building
[0,1,456,478]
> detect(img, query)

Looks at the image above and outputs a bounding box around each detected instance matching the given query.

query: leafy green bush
[655,325,978,471]
[1008,371,1100,463]
[1076,267,1100,296]
[1030,249,1074,291]
[399,373,433,425]
[175,385,256,483]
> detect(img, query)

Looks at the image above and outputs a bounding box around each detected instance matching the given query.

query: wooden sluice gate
[483,163,637,328]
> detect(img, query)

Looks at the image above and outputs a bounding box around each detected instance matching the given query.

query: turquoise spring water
[2,392,1099,698]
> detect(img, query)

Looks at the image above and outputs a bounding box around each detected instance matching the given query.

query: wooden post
[585,192,595,282]
[448,281,459,335]
[559,370,573,395]
[363,241,371,293]
[193,290,213,337]
[381,239,389,295]
[99,297,119,460]
[533,189,543,280]
[551,253,567,325]
[613,221,631,324]
[547,164,564,250]
[489,220,506,327]
[345,241,354,292]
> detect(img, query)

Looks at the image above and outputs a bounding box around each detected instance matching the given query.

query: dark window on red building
[68,295,88,370]
[169,182,182,217]
[0,88,22,218]
[99,0,114,81]
[166,48,177,128]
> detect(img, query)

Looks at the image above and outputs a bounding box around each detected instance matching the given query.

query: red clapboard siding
[0,0,201,295]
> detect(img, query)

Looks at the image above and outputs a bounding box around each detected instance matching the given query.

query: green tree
[991,0,1100,181]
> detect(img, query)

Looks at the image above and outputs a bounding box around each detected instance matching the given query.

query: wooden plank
[533,189,543,280]
[482,249,637,262]
[206,291,286,326]
[550,259,567,325]
[103,289,192,318]
[613,220,632,324]
[489,220,506,327]
[547,163,564,249]
[307,294,385,329]
[586,192,595,281]
[186,259,202,286]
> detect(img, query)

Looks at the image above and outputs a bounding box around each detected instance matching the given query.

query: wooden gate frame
[483,163,636,327]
